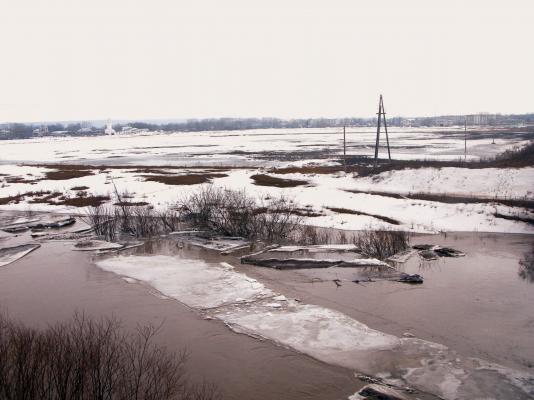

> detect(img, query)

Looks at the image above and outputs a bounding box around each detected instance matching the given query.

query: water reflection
[518,244,534,283]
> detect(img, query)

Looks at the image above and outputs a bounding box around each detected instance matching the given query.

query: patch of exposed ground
[142,173,228,185]
[114,201,150,207]
[494,212,534,225]
[251,174,310,188]
[0,190,110,207]
[326,207,401,225]
[44,169,95,180]
[3,176,41,184]
[55,195,111,207]
[253,206,324,217]
[28,192,63,204]
[0,191,53,205]
[269,166,350,174]
[70,186,90,191]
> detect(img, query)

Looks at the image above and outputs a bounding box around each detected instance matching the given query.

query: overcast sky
[1,0,533,123]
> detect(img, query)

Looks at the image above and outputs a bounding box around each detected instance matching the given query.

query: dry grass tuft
[326,207,400,225]
[142,173,227,185]
[250,174,309,188]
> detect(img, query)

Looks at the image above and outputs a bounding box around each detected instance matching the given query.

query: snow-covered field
[1,128,533,234]
[0,126,528,165]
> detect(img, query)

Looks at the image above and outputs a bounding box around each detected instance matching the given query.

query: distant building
[466,113,496,126]
[33,125,49,136]
[104,119,116,135]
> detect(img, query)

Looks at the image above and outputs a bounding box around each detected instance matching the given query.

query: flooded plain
[1,214,533,399]
[0,235,361,400]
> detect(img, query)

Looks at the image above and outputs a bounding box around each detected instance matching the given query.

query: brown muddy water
[0,216,533,399]
[0,240,361,400]
[239,232,534,372]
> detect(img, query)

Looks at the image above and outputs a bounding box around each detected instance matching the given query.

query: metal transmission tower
[373,94,391,166]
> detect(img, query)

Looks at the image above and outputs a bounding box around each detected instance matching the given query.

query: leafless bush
[178,186,302,242]
[81,204,118,241]
[293,225,335,245]
[0,313,219,400]
[354,230,409,260]
[157,209,182,232]
[257,196,303,243]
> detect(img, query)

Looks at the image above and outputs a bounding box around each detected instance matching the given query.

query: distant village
[1,112,533,140]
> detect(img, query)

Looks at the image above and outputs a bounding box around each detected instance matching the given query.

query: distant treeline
[2,114,534,140]
[121,117,373,132]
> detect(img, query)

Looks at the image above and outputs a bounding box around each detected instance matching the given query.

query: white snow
[1,129,532,234]
[351,167,534,200]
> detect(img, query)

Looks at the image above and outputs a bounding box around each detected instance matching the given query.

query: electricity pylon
[374,94,391,166]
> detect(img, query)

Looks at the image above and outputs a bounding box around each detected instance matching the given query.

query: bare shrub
[257,196,303,243]
[0,313,219,400]
[354,230,410,260]
[81,204,118,241]
[157,209,182,232]
[293,225,334,245]
[178,186,302,242]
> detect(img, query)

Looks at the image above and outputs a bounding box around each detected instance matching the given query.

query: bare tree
[0,313,220,400]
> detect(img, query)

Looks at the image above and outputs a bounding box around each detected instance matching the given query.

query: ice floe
[94,253,534,400]
[73,240,124,251]
[96,255,273,308]
[0,244,40,267]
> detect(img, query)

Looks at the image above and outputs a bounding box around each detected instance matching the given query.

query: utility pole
[374,94,391,167]
[464,117,467,161]
[343,125,347,173]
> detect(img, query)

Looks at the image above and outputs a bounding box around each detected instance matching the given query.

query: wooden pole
[381,96,391,160]
[343,125,347,173]
[374,95,382,167]
[464,117,467,161]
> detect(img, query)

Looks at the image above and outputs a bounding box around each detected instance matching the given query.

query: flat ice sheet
[96,255,273,308]
[0,244,40,267]
[94,252,534,399]
[221,304,400,355]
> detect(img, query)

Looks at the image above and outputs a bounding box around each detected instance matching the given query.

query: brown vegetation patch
[129,168,175,174]
[55,195,111,207]
[44,169,95,180]
[142,173,227,185]
[254,206,323,217]
[251,174,309,188]
[269,166,349,175]
[4,176,41,184]
[0,190,53,205]
[494,212,534,225]
[326,207,401,225]
[345,189,404,199]
[29,191,63,204]
[114,201,150,207]
[70,185,90,191]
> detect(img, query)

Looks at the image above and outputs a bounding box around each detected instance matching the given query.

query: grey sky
[1,0,533,122]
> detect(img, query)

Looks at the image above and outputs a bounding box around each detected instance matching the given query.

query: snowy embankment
[96,254,534,400]
[1,164,533,234]
[351,167,534,200]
